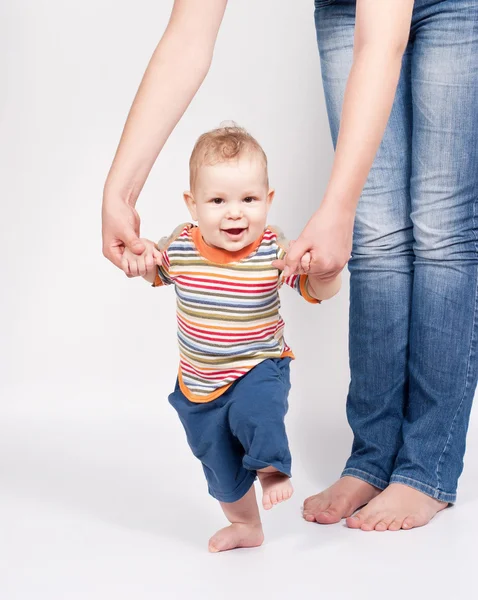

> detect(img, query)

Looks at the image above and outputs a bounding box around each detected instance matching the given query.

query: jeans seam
[341,467,388,490]
[435,36,478,484]
[434,245,478,489]
[390,474,455,503]
[434,0,478,494]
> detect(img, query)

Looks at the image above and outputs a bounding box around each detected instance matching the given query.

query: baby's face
[185,154,274,252]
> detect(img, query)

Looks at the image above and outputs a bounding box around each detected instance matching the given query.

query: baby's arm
[121,238,162,284]
[307,271,342,301]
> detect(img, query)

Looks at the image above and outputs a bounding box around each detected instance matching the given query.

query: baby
[122,125,341,552]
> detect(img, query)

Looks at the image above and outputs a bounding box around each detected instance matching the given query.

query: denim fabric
[315,0,478,502]
[168,358,292,503]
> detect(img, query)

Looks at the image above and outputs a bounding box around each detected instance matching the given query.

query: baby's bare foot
[257,470,293,510]
[208,523,264,553]
[346,483,448,531]
[302,476,381,524]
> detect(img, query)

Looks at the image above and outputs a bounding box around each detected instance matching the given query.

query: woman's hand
[102,199,146,270]
[121,238,163,282]
[273,203,354,280]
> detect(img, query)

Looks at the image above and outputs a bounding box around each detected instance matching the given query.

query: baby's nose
[227,205,243,218]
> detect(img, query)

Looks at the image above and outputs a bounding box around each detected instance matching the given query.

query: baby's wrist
[306,275,321,298]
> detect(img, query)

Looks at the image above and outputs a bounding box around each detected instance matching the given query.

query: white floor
[2,381,477,600]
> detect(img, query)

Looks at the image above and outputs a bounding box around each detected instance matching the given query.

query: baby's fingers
[122,255,138,278]
[271,258,286,271]
[153,248,163,266]
[128,258,139,277]
[300,252,312,274]
[136,254,147,277]
[121,254,131,277]
[143,250,155,274]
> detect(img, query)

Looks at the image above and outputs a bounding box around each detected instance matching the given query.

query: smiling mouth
[223,228,246,235]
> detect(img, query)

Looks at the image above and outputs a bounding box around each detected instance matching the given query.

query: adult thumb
[125,230,145,255]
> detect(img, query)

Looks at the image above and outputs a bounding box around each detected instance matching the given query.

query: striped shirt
[153,224,320,403]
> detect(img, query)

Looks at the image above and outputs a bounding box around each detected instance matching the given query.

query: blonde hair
[189,124,268,189]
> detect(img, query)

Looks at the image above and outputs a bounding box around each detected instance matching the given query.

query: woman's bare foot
[346,483,448,531]
[302,476,381,524]
[208,522,264,553]
[257,468,293,510]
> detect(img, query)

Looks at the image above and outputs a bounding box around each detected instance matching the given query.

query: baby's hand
[299,250,312,273]
[281,240,311,275]
[121,238,162,278]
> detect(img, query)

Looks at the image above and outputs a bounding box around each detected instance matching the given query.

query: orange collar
[190,226,264,264]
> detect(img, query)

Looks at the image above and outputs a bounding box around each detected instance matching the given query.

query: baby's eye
[211,197,224,205]
[243,196,256,203]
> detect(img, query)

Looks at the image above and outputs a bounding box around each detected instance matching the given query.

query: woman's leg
[347,0,478,530]
[304,0,415,523]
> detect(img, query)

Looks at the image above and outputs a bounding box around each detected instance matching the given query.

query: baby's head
[184,125,274,251]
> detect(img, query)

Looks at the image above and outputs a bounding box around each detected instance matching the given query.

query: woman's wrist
[313,195,356,229]
[320,181,370,225]
[103,180,139,209]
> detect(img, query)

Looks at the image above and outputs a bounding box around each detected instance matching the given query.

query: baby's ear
[267,188,275,207]
[183,191,198,221]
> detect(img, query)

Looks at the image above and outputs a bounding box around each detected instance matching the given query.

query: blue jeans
[315,0,478,502]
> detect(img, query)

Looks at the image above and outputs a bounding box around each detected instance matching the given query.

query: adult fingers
[104,241,125,270]
[283,239,310,278]
[308,253,344,280]
[124,228,146,256]
[314,268,343,282]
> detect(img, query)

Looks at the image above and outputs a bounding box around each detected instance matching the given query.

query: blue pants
[168,358,292,503]
[315,0,478,502]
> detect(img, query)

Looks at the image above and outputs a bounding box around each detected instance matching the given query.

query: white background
[1,1,477,599]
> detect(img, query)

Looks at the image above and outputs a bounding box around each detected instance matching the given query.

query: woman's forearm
[322,47,404,215]
[322,0,414,216]
[103,0,228,207]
